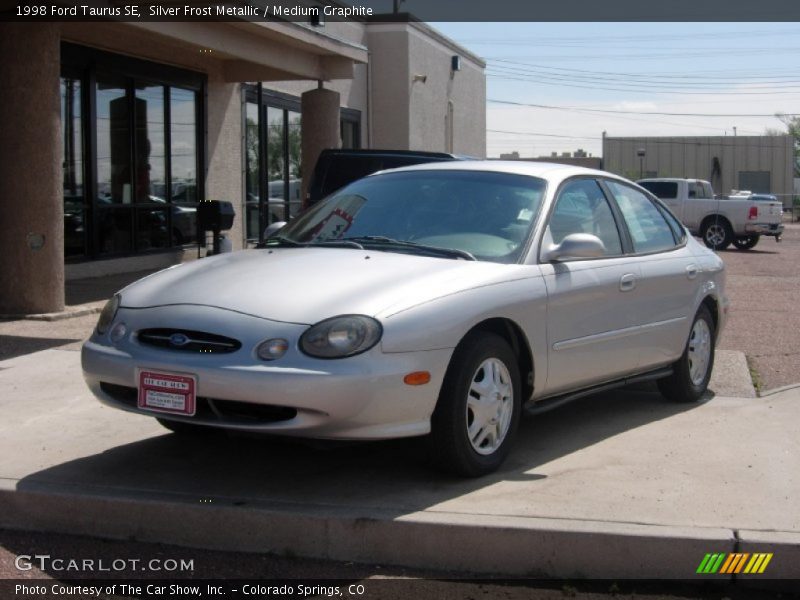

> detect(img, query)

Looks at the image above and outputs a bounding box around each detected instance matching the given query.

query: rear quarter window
[639,181,678,200]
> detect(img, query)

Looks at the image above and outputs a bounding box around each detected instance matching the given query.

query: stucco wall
[366,22,486,156]
[406,24,486,156]
[206,63,245,250]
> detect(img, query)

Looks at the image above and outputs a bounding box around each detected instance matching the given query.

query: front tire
[658,305,715,403]
[430,332,521,477]
[733,235,759,250]
[701,219,733,250]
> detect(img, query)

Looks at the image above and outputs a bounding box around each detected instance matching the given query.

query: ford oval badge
[169,333,190,347]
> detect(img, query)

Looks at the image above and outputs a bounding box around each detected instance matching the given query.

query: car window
[548,179,622,256]
[605,181,678,253]
[638,181,677,200]
[653,199,686,244]
[277,170,546,264]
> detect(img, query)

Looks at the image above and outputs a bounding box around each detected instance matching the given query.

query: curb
[0,306,102,322]
[0,480,738,580]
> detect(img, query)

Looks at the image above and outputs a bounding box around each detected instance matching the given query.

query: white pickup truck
[637,178,784,250]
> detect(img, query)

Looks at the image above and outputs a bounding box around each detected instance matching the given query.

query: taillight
[748,206,758,220]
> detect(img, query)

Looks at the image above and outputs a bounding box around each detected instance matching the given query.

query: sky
[429,22,800,158]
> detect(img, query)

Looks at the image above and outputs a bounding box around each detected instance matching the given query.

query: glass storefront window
[287,110,302,220]
[96,78,132,207]
[245,101,261,241]
[62,44,204,259]
[266,106,286,224]
[135,84,166,203]
[170,87,197,204]
[136,208,171,250]
[242,86,360,243]
[61,76,85,258]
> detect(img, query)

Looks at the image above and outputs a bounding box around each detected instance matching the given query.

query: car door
[539,178,644,396]
[603,180,698,370]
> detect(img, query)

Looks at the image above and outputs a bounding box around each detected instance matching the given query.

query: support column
[0,24,64,313]
[301,85,340,207]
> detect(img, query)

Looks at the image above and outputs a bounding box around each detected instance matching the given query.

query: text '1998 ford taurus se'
[82,162,727,477]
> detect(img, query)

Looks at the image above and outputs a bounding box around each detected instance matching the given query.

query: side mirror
[543,233,606,262]
[263,221,287,239]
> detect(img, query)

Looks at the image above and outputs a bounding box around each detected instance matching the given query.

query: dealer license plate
[137,369,197,416]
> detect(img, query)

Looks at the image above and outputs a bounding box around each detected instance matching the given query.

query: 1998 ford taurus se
[83,162,727,476]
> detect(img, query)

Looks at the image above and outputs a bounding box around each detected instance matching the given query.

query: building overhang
[61,19,368,82]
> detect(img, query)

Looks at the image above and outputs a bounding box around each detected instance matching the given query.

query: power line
[487,72,800,95]
[490,58,800,82]
[487,98,800,118]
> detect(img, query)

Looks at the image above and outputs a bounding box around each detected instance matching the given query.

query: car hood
[120,248,530,324]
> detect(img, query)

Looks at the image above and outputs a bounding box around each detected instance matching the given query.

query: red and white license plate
[137,369,197,416]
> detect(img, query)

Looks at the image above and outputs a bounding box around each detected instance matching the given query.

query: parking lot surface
[717,222,800,392]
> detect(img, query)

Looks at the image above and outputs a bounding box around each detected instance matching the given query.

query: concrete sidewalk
[0,348,797,581]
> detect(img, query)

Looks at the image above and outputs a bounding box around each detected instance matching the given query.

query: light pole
[637,147,646,179]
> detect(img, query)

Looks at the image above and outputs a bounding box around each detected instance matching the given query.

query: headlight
[96,294,120,335]
[299,315,382,358]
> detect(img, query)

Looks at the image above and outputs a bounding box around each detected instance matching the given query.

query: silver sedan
[82,161,727,476]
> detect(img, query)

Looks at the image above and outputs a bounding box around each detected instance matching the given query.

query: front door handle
[686,264,698,280]
[619,273,637,292]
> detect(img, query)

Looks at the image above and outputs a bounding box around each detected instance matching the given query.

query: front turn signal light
[403,371,431,386]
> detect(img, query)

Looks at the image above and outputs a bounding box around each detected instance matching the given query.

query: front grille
[137,328,242,354]
[99,382,297,425]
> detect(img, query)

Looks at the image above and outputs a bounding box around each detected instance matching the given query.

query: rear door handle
[619,273,637,292]
[686,264,698,280]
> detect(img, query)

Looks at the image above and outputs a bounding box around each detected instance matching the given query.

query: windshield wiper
[257,236,306,249]
[258,236,364,250]
[308,240,365,249]
[342,236,476,261]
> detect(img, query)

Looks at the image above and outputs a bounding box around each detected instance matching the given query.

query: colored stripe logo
[696,553,773,574]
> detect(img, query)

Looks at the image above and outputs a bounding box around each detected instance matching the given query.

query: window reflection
[287,110,302,220]
[245,101,261,241]
[96,78,131,206]
[135,85,165,203]
[61,76,85,258]
[136,208,170,250]
[265,106,286,228]
[170,88,197,204]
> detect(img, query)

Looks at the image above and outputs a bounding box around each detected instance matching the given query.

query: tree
[770,113,800,176]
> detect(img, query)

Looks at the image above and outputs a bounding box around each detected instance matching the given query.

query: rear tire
[658,305,715,403]
[430,332,521,477]
[701,219,733,250]
[157,417,217,436]
[733,235,759,250]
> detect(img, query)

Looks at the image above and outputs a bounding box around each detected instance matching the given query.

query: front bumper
[744,222,784,238]
[82,304,453,440]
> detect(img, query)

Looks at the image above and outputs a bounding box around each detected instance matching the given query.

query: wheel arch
[700,214,733,232]
[460,317,535,402]
[700,294,720,340]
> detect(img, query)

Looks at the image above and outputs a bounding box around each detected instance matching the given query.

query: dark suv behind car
[306,149,468,205]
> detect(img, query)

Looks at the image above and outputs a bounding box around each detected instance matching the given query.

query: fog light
[257,338,289,361]
[110,322,127,344]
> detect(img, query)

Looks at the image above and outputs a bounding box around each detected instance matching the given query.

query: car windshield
[271,170,546,263]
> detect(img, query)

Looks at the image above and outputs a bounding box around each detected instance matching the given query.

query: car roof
[374,160,620,182]
[638,178,708,183]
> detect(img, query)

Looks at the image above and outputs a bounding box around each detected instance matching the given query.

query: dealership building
[602,134,795,202]
[0,15,486,314]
